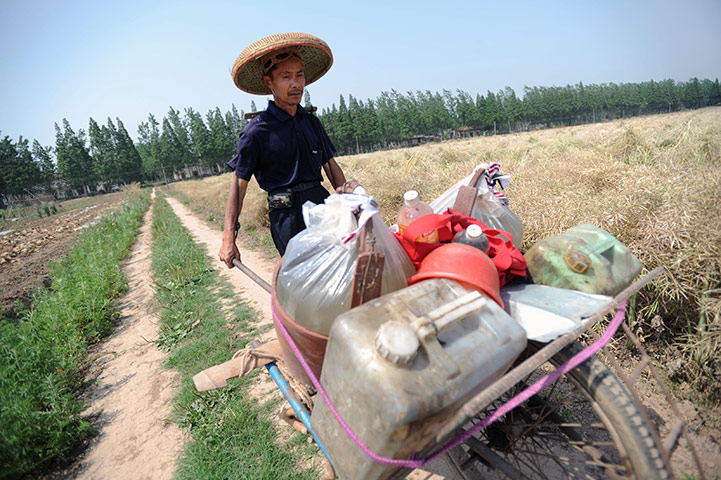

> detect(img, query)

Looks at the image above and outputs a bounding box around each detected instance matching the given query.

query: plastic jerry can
[524,223,642,296]
[310,278,527,480]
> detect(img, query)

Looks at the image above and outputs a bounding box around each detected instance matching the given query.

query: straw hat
[232,32,333,95]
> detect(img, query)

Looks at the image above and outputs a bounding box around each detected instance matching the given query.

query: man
[219,32,346,266]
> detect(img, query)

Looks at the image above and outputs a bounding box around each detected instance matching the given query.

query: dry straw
[174,107,721,404]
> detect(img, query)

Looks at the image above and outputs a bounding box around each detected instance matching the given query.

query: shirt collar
[266,100,308,121]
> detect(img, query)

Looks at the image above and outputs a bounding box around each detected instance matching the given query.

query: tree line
[1,76,719,207]
[319,77,721,154]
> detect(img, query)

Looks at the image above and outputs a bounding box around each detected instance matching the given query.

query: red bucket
[408,243,503,308]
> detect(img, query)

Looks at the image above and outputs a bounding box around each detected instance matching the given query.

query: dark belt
[272,181,321,194]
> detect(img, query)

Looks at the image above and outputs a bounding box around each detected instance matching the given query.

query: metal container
[310,278,527,480]
[525,223,643,296]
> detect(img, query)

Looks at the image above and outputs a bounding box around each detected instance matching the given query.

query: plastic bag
[429,164,524,248]
[277,194,416,336]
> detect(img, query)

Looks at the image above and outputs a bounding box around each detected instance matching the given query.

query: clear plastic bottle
[453,224,489,253]
[397,190,439,243]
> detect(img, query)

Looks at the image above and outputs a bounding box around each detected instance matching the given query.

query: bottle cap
[375,320,419,366]
[564,249,593,274]
[466,224,483,239]
[403,190,419,206]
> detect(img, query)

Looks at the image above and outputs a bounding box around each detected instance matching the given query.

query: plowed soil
[0,193,127,315]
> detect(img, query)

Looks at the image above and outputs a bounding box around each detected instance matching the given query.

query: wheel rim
[458,363,635,479]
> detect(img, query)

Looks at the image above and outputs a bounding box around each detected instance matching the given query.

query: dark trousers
[269,185,330,256]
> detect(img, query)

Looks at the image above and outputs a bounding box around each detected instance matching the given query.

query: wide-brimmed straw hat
[232,32,333,95]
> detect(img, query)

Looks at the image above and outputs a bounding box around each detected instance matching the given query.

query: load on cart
[195,162,705,479]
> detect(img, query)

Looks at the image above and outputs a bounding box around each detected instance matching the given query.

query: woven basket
[232,32,333,95]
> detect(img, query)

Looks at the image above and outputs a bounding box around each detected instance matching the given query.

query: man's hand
[219,237,241,269]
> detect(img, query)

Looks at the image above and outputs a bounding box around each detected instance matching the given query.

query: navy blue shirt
[227,101,337,192]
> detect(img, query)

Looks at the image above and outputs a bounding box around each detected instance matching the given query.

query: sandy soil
[55,191,187,480]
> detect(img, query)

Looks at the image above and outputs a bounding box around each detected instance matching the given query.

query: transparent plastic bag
[471,179,524,248]
[277,194,416,336]
[429,164,524,248]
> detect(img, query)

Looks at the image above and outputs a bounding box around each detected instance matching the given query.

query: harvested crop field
[172,106,721,408]
[0,192,129,315]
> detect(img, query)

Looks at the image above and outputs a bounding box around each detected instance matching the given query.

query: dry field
[171,106,721,405]
[0,192,129,314]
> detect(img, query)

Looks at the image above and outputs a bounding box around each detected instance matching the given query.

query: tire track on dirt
[68,191,186,480]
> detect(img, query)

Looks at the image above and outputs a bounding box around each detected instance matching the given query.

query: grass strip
[150,194,317,480]
[0,187,151,479]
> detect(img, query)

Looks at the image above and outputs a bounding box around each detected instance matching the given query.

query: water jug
[397,190,438,243]
[452,224,490,253]
[310,278,527,480]
[525,223,642,296]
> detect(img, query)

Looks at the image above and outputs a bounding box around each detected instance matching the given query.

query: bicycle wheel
[450,341,670,479]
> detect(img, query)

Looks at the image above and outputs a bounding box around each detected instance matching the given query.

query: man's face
[263,58,305,108]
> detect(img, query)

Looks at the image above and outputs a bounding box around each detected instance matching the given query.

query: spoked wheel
[447,342,670,479]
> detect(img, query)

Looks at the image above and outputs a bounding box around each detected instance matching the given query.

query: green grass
[0,188,150,479]
[150,194,318,479]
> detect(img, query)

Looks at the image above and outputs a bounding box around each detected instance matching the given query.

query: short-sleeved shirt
[227,101,337,192]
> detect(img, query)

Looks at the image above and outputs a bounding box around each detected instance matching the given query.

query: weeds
[0,187,150,478]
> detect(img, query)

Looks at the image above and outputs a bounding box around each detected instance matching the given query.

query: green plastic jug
[525,223,642,296]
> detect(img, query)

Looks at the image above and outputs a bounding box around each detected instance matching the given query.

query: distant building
[173,165,216,181]
[453,126,480,138]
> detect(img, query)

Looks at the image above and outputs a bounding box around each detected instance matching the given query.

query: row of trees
[0,103,251,206]
[135,103,251,181]
[2,77,719,206]
[319,77,721,153]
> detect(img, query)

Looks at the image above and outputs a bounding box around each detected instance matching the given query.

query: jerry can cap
[564,249,593,274]
[375,320,420,366]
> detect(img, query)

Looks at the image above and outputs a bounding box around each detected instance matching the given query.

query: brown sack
[193,339,284,392]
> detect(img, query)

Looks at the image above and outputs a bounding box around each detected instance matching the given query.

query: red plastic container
[408,243,503,308]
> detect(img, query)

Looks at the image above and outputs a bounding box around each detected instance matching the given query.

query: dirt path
[66,191,186,480]
[164,196,277,335]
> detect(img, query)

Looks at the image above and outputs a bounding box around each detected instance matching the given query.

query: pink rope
[272,299,627,469]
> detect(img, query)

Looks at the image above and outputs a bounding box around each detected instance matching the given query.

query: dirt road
[56,191,186,480]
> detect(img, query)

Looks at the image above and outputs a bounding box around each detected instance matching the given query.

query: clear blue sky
[1,0,719,148]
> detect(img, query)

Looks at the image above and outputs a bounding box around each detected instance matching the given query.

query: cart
[217,183,706,479]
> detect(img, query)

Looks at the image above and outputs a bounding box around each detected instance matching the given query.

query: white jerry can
[310,278,527,480]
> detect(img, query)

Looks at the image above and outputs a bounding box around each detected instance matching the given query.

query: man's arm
[219,175,249,268]
[322,157,347,193]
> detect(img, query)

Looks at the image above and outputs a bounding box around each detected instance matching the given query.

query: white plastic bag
[429,164,524,248]
[277,194,416,336]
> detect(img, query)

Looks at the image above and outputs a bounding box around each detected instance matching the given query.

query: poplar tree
[55,119,95,194]
[88,117,115,188]
[185,107,212,167]
[1,136,42,202]
[31,140,55,192]
[137,113,163,180]
[167,107,194,167]
[115,118,143,184]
